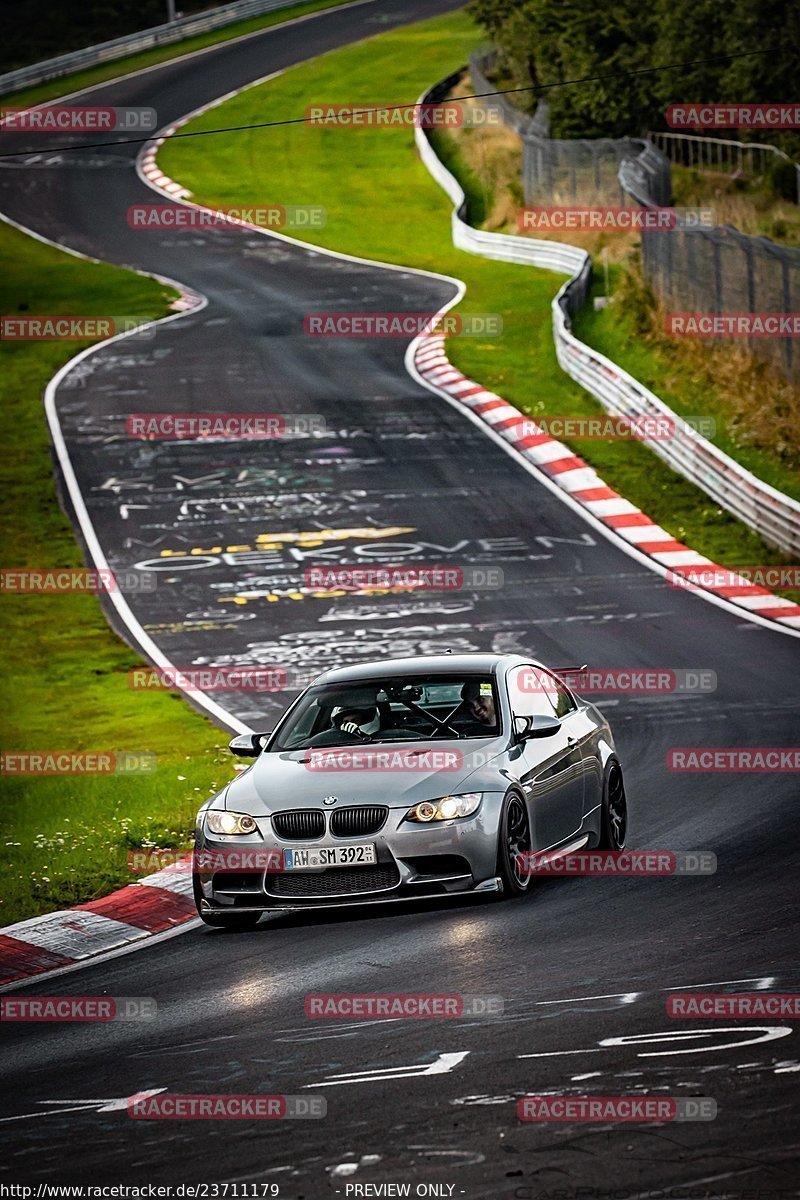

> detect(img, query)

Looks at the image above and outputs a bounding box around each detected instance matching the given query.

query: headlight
[205,810,258,836]
[405,793,482,823]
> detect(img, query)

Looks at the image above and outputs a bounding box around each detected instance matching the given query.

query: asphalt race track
[1,0,799,1192]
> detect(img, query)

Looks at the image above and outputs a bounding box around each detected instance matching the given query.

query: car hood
[222,739,507,814]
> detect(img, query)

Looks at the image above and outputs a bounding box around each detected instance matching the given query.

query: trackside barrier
[416,74,800,556]
[0,0,315,96]
[470,51,672,210]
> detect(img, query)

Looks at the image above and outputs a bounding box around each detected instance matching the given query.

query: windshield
[271,674,501,751]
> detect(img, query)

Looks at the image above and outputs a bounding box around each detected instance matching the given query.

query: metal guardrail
[469,51,800,384]
[0,0,307,96]
[419,74,590,294]
[416,75,800,557]
[469,51,671,209]
[649,131,800,205]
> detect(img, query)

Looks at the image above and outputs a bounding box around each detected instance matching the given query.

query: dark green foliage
[1,0,212,72]
[468,0,800,151]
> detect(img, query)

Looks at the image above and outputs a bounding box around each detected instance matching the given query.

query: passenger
[458,681,497,730]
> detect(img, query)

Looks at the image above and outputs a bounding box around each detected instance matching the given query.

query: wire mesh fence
[642,225,800,379]
[420,70,800,553]
[649,132,800,204]
[470,50,800,383]
[469,51,671,207]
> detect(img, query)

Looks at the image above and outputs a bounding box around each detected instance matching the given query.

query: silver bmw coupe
[193,653,628,928]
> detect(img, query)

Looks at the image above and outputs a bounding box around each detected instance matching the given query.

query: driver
[458,681,497,730]
[334,706,380,738]
[306,701,381,747]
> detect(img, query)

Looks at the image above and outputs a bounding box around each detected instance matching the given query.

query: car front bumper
[194,793,505,913]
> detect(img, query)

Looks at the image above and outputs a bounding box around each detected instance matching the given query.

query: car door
[506,664,585,850]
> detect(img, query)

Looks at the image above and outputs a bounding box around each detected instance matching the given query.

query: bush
[766,158,799,205]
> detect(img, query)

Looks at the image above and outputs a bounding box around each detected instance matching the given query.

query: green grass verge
[572,265,800,505]
[2,0,354,110]
[0,220,230,926]
[159,8,799,588]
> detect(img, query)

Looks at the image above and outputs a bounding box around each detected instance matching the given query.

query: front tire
[598,762,627,850]
[496,790,533,896]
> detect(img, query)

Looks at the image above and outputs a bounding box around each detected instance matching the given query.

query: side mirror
[514,715,561,741]
[228,732,268,757]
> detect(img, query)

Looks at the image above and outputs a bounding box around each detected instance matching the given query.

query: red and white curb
[0,860,196,987]
[414,333,800,630]
[169,286,204,312]
[139,122,204,320]
[140,128,191,199]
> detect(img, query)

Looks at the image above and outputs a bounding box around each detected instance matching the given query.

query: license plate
[283,843,376,871]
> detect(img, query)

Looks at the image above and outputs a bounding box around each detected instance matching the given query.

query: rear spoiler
[550,664,587,676]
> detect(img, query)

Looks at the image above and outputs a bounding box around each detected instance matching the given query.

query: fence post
[746,240,756,359]
[686,232,696,308]
[782,258,793,377]
[713,236,723,314]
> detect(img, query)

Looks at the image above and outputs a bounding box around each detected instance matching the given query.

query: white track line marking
[305,1051,470,1086]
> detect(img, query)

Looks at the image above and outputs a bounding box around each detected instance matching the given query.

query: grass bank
[0,221,229,926]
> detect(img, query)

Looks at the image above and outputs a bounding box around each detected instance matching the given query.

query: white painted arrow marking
[0,1089,166,1123]
[305,1051,469,1087]
[536,991,640,1006]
